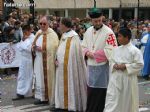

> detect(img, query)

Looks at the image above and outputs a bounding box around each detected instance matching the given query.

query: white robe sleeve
[104,45,115,61]
[19,39,32,52]
[125,49,144,75]
[108,49,117,73]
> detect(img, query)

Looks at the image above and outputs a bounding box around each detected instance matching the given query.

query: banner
[0,43,21,68]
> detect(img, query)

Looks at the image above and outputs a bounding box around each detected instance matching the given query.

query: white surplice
[17,33,35,96]
[82,25,118,88]
[55,30,87,111]
[104,42,144,112]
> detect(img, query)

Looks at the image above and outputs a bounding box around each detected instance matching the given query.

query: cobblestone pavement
[1,104,50,112]
[0,73,150,112]
[0,74,51,112]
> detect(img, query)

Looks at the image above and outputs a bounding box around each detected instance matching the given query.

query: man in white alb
[82,8,118,112]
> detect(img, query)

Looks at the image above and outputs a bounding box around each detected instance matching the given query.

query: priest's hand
[31,45,35,52]
[55,60,59,67]
[86,51,94,59]
[35,46,43,52]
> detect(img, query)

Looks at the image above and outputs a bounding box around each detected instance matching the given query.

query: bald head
[39,16,49,32]
[40,16,48,23]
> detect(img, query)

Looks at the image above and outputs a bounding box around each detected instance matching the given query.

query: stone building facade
[1,0,150,20]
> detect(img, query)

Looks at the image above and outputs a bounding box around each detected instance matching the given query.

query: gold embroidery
[42,34,48,100]
[63,37,72,109]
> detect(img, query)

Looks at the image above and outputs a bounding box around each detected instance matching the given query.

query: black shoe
[34,100,49,105]
[12,94,24,101]
[50,107,59,111]
[143,75,150,80]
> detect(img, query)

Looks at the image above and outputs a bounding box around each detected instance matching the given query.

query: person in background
[52,20,61,40]
[140,23,150,54]
[14,20,23,42]
[142,24,150,80]
[112,22,120,45]
[3,26,18,43]
[3,15,14,31]
[104,28,144,112]
[76,25,86,41]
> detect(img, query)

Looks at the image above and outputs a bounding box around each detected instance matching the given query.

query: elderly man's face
[92,17,103,30]
[39,18,49,32]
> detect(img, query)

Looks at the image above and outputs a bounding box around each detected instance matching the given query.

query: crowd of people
[0,7,149,112]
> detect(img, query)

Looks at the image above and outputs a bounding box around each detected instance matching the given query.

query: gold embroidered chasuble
[33,28,59,105]
[55,30,87,111]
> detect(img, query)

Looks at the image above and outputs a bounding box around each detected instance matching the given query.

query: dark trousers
[86,86,107,112]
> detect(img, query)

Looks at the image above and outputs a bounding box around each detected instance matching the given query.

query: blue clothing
[142,32,150,76]
[87,63,109,88]
[140,33,149,47]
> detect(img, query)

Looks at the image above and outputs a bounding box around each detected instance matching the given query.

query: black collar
[65,29,71,33]
[94,24,103,31]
